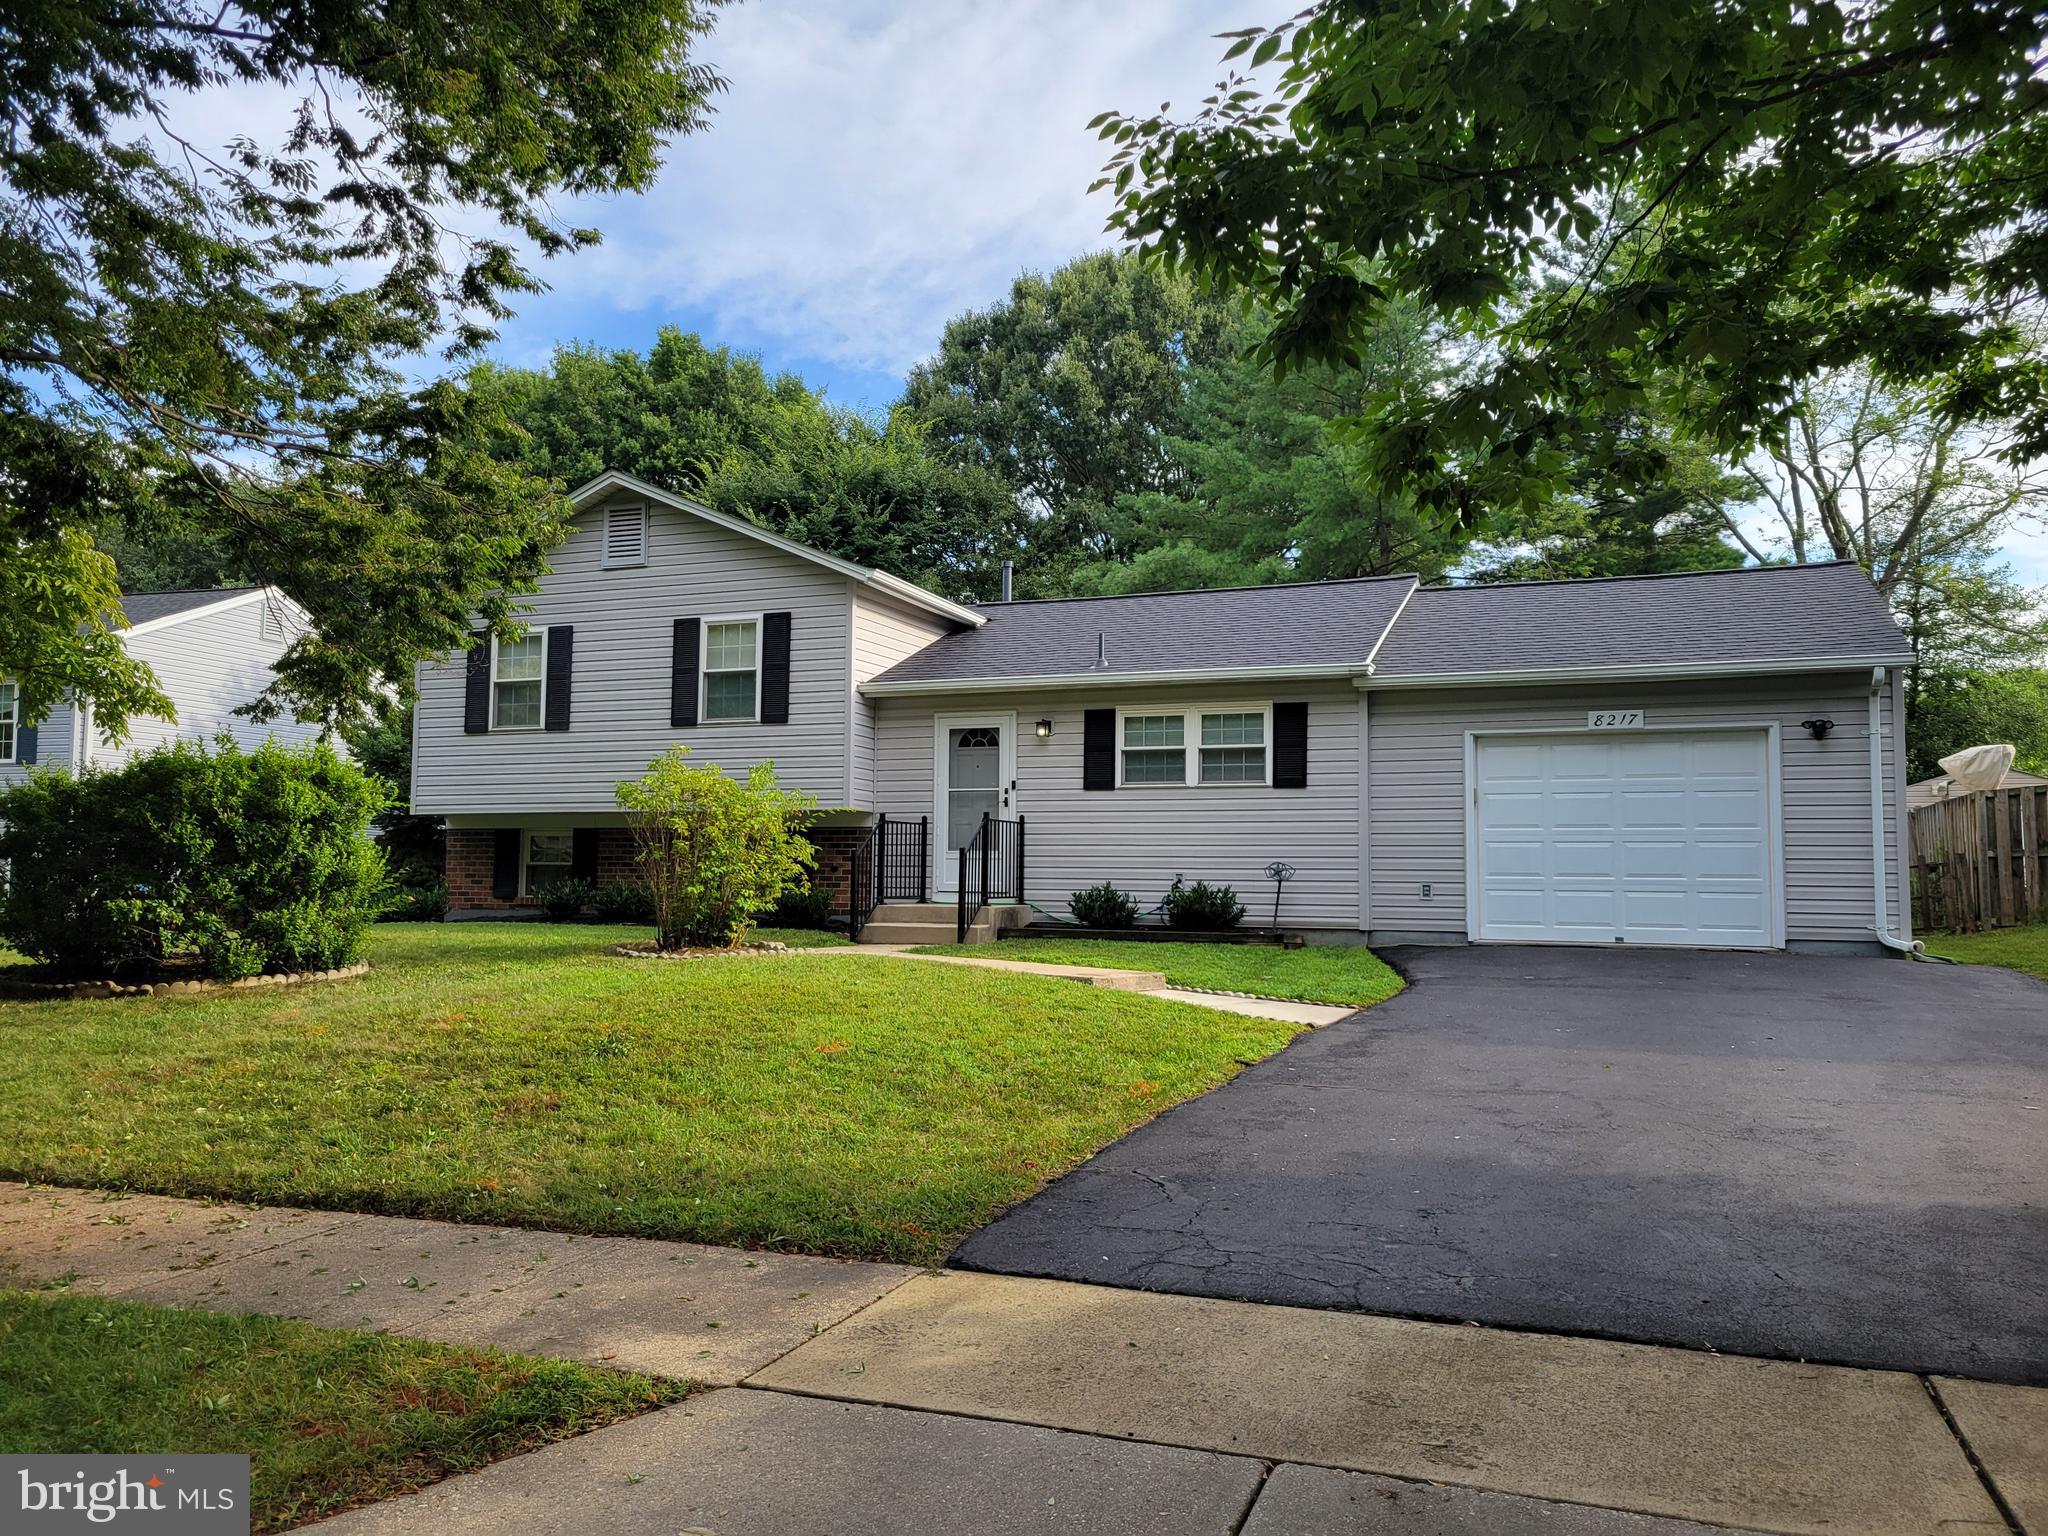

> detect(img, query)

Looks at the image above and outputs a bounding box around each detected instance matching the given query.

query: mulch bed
[605,940,792,962]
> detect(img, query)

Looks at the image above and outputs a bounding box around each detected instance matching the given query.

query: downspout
[1866,667,1926,958]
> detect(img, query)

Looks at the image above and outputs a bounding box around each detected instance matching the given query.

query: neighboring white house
[413,471,1918,954]
[0,587,324,787]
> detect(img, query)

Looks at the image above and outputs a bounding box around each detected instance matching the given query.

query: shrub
[768,883,835,929]
[533,877,595,921]
[0,737,389,978]
[615,747,818,949]
[380,881,450,923]
[1163,876,1244,931]
[592,879,656,924]
[1069,882,1140,928]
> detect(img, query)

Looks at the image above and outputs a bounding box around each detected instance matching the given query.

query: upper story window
[0,678,15,764]
[1121,714,1185,784]
[1119,706,1272,787]
[492,632,546,730]
[702,617,760,722]
[603,503,649,568]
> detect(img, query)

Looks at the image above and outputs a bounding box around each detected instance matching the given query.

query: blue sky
[481,0,1254,412]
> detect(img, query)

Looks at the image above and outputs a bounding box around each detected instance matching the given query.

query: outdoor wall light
[1035,718,1054,740]
[1801,717,1835,740]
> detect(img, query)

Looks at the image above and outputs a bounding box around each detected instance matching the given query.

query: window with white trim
[702,618,760,722]
[0,678,16,764]
[603,503,648,567]
[1118,706,1272,787]
[491,632,546,730]
[1199,710,1267,783]
[525,831,573,894]
[1120,714,1185,784]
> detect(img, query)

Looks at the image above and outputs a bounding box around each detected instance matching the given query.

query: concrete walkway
[5,1183,2041,1533]
[791,942,1361,1027]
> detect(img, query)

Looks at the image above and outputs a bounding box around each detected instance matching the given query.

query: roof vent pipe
[1093,632,1107,669]
[999,561,1013,603]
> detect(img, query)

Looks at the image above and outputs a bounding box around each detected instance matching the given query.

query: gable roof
[862,576,1420,693]
[861,560,1913,695]
[567,471,984,629]
[119,588,263,631]
[1366,560,1913,683]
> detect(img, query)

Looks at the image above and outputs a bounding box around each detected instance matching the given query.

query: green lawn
[1921,921,2048,981]
[0,924,1297,1264]
[921,936,1406,1007]
[0,1289,683,1531]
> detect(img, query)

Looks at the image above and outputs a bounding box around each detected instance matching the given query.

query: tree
[1080,300,1474,592]
[1907,666,2048,779]
[2,0,731,735]
[472,331,1024,602]
[900,251,1230,586]
[1093,2,2048,521]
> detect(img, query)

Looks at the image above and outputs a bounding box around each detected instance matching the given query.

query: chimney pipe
[999,560,1013,603]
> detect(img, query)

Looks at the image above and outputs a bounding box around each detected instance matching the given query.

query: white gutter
[1355,653,1919,689]
[1867,666,1922,957]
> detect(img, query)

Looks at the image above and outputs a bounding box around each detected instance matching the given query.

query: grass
[750,926,850,948]
[1921,921,2048,981]
[0,924,1298,1264]
[0,1289,684,1531]
[918,936,1406,1007]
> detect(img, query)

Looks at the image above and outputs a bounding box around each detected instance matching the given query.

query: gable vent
[603,503,649,568]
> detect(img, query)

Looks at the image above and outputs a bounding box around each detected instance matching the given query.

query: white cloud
[556,0,1261,376]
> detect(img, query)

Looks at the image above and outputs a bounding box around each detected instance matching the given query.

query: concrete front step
[859,920,996,946]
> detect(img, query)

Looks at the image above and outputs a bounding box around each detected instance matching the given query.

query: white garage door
[1473,730,1775,948]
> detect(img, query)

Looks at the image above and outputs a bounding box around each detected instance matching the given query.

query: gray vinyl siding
[872,679,1362,928]
[1365,674,1904,944]
[0,699,79,785]
[412,490,856,815]
[102,596,323,767]
[848,591,956,809]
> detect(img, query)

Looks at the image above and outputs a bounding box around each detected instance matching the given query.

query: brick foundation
[445,824,862,914]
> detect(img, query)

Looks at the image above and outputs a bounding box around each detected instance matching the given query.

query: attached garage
[1469,728,1778,948]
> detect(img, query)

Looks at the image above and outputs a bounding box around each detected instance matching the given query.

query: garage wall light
[1800,717,1835,740]
[1034,718,1054,740]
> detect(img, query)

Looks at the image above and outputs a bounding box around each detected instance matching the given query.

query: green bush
[0,737,389,978]
[615,747,818,949]
[380,881,449,923]
[592,879,656,924]
[768,883,835,929]
[1069,882,1141,928]
[533,877,594,921]
[1163,876,1244,931]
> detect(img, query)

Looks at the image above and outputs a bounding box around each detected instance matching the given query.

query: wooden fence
[1910,784,2048,934]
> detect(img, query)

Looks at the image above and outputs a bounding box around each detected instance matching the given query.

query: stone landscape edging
[0,961,371,1001]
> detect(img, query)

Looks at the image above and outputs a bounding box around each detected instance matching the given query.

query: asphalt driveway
[953,945,2048,1385]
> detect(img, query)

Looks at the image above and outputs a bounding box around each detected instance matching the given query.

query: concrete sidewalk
[5,1184,2041,1533]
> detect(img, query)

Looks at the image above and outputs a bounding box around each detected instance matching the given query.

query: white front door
[934,713,1016,895]
[1472,729,1777,947]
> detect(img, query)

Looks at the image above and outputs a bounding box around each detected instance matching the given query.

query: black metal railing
[956,812,1025,943]
[848,814,930,941]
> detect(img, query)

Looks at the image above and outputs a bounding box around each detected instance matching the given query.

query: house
[1907,766,2048,810]
[0,587,324,786]
[414,471,1917,954]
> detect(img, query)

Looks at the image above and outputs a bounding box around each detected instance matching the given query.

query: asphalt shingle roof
[1369,561,1910,677]
[118,588,257,626]
[868,576,1419,685]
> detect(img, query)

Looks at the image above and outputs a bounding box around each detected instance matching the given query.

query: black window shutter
[1082,708,1116,791]
[671,618,700,728]
[1273,701,1309,788]
[16,723,36,764]
[571,827,598,881]
[761,611,792,724]
[491,828,521,900]
[544,626,573,731]
[464,633,492,734]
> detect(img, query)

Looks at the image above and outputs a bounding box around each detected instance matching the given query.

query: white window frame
[0,676,17,765]
[521,828,575,897]
[602,502,649,569]
[699,612,763,724]
[490,628,549,733]
[1114,703,1274,788]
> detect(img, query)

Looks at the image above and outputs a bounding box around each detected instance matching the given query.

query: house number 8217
[1586,710,1645,729]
